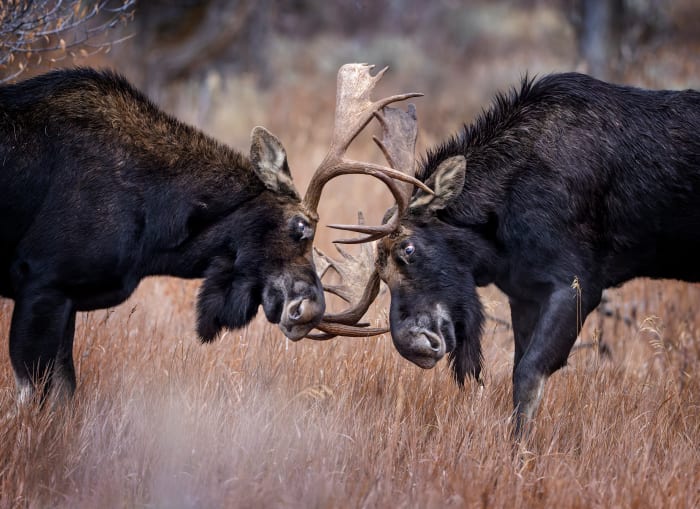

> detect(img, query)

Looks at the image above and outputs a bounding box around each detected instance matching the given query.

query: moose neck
[108,114,272,279]
[138,150,272,279]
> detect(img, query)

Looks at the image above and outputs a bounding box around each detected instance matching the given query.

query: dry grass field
[1,277,699,507]
[2,2,700,508]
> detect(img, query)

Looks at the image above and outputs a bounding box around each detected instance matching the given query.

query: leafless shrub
[0,0,135,83]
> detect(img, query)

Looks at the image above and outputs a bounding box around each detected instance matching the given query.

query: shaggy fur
[380,72,700,435]
[0,68,324,401]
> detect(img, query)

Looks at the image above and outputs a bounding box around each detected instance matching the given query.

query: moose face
[376,156,485,381]
[196,128,325,342]
[257,202,325,340]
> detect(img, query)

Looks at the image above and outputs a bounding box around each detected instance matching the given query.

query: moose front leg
[509,297,540,372]
[512,284,601,439]
[9,287,77,405]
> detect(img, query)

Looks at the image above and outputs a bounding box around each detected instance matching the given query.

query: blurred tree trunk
[123,0,270,94]
[577,0,624,79]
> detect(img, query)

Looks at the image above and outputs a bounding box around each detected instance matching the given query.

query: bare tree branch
[0,0,135,83]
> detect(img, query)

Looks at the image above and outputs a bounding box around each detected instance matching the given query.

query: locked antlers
[307,72,423,339]
[307,213,386,340]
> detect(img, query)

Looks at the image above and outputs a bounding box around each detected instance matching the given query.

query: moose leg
[512,285,600,439]
[509,298,540,372]
[53,311,77,402]
[9,287,76,405]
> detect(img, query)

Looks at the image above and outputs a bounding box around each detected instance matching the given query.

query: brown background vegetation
[1,1,699,507]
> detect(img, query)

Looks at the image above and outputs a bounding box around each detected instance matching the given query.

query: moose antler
[301,63,430,221]
[307,212,385,340]
[308,101,422,340]
[327,104,419,243]
[314,214,376,304]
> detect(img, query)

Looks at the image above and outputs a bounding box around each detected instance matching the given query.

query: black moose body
[0,68,326,403]
[373,73,700,435]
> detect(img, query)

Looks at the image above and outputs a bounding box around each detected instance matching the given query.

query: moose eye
[396,241,416,264]
[290,217,312,241]
[400,242,416,262]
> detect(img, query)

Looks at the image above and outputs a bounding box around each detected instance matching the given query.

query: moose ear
[250,126,300,199]
[409,155,466,212]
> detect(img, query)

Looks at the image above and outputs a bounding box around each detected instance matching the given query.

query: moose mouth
[263,274,325,341]
[279,313,322,341]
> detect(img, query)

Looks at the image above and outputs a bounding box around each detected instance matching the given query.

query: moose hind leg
[9,288,76,405]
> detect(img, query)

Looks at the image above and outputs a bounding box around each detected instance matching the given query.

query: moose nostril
[411,328,442,353]
[429,339,441,352]
[286,297,323,325]
[288,300,303,321]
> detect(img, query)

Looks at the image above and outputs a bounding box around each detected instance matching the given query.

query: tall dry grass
[1,276,699,508]
[2,2,700,507]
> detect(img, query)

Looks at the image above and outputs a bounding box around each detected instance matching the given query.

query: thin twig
[0,0,135,83]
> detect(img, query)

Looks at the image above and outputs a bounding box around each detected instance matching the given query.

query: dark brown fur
[0,68,324,402]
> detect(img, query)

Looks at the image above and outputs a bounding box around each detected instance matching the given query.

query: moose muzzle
[280,293,325,340]
[390,303,454,369]
[263,275,325,341]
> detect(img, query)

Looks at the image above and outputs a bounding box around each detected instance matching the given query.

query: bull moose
[324,73,700,437]
[0,64,424,404]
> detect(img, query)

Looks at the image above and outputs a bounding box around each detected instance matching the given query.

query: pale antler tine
[330,242,354,261]
[374,65,388,81]
[327,223,391,235]
[322,284,352,303]
[312,247,334,279]
[333,234,383,245]
[372,135,396,169]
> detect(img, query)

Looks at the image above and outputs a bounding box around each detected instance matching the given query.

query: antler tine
[321,270,382,325]
[327,169,410,244]
[307,323,389,341]
[302,63,428,215]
